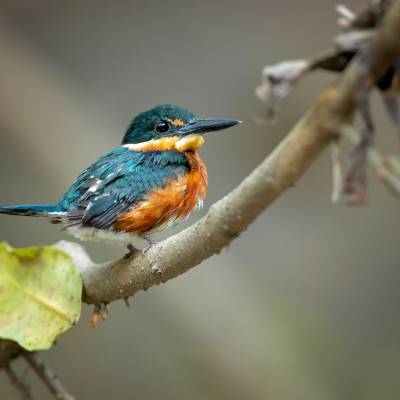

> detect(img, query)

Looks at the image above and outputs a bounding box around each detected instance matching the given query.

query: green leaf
[0,242,82,351]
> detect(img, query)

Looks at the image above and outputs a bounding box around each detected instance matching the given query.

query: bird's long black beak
[177,118,241,136]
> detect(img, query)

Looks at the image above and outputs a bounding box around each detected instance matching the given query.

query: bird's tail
[0,204,63,217]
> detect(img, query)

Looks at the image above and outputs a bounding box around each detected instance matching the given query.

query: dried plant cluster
[256,0,400,204]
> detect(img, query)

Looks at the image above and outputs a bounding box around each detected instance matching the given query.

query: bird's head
[122,104,240,152]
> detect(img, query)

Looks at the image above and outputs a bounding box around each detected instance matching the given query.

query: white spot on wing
[88,179,103,193]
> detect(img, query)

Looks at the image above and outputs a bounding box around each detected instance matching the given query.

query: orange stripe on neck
[123,134,205,152]
[124,137,179,152]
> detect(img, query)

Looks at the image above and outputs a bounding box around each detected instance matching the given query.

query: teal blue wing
[59,147,189,230]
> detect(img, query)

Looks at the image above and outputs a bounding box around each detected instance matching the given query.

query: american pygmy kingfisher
[0,104,240,254]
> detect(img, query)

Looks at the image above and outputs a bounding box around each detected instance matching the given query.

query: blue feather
[0,204,63,216]
[60,146,189,230]
[0,146,189,228]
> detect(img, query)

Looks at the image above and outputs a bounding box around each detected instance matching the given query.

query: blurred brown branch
[342,125,400,197]
[5,364,33,400]
[0,340,22,368]
[23,353,75,400]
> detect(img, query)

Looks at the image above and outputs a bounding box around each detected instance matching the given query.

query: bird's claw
[142,244,154,254]
[141,235,159,254]
[124,244,139,260]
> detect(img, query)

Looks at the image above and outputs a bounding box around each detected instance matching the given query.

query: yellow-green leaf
[0,242,82,350]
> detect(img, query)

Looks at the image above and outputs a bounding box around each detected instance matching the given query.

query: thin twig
[331,141,344,203]
[23,353,75,400]
[386,155,400,175]
[5,365,33,400]
[342,125,400,197]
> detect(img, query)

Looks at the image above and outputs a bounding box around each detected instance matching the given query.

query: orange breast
[115,152,208,234]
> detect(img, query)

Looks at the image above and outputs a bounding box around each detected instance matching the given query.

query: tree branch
[23,353,75,400]
[81,0,400,305]
[5,364,33,400]
[0,339,23,368]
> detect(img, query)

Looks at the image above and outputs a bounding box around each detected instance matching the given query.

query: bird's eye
[155,119,170,133]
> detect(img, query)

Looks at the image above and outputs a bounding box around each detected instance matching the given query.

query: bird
[0,104,240,256]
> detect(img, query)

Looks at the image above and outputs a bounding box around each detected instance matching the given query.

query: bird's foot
[123,244,140,260]
[142,234,159,254]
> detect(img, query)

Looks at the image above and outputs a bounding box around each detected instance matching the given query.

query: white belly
[66,226,136,246]
[65,216,180,246]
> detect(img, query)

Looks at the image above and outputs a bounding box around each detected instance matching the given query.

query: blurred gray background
[0,0,399,399]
